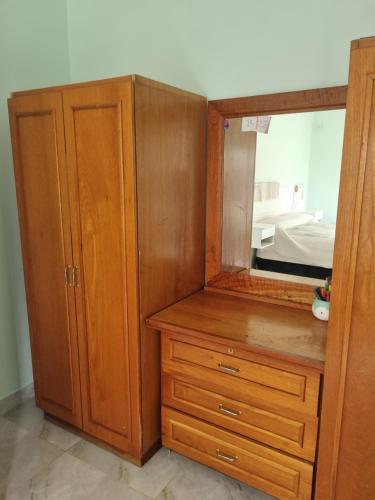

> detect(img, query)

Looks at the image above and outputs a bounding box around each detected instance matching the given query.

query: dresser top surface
[147,290,327,371]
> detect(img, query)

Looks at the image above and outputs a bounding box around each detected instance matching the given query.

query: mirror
[221,109,346,285]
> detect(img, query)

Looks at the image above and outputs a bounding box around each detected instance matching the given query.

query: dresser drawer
[162,332,321,416]
[163,373,318,461]
[162,407,313,500]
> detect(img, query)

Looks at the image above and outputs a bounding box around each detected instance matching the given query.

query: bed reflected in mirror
[221,109,346,284]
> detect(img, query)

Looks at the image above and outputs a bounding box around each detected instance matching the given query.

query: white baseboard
[0,383,35,415]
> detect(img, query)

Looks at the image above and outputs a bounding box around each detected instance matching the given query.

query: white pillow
[259,212,315,229]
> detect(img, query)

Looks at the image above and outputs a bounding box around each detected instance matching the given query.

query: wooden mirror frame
[205,86,347,308]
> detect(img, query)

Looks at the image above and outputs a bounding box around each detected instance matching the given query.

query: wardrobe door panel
[63,83,136,453]
[8,93,82,426]
[316,37,375,500]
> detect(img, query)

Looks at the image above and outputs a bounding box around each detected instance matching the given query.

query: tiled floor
[0,399,274,499]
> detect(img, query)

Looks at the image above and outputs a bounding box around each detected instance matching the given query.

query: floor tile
[157,453,275,500]
[40,420,82,451]
[0,427,63,493]
[0,417,33,494]
[0,416,29,449]
[206,476,276,500]
[3,399,44,435]
[69,443,180,498]
[67,439,129,481]
[90,478,152,500]
[122,447,182,498]
[156,452,228,500]
[4,399,81,451]
[4,472,215,500]
[11,453,106,500]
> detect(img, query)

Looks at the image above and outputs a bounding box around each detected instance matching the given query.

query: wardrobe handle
[72,266,79,287]
[218,403,241,417]
[218,362,240,374]
[216,449,238,463]
[64,267,71,286]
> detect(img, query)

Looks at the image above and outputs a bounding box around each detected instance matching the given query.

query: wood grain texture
[207,272,315,306]
[63,83,135,454]
[162,407,313,500]
[8,93,82,427]
[204,285,312,311]
[205,105,224,281]
[356,36,375,49]
[206,86,347,304]
[147,290,326,369]
[210,86,347,119]
[161,331,321,416]
[222,118,256,268]
[316,37,375,500]
[10,76,133,97]
[134,78,206,453]
[168,339,311,401]
[163,372,319,461]
[45,413,146,466]
[10,74,203,102]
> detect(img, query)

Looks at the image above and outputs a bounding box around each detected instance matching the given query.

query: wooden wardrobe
[8,75,206,464]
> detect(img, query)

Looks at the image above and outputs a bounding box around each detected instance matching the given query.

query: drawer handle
[218,403,241,417]
[216,449,238,463]
[218,362,240,374]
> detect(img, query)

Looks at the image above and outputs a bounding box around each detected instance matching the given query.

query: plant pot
[312,297,330,321]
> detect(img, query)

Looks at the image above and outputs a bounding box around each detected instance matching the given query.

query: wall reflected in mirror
[221,109,346,284]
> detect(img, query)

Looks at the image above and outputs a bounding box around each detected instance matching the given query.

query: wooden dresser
[147,290,327,499]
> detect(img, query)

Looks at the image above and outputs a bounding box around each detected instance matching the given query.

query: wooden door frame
[205,86,347,307]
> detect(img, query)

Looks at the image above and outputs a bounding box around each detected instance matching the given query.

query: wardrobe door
[8,93,82,427]
[316,36,375,500]
[62,82,137,453]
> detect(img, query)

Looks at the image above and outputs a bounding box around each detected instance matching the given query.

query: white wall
[67,0,375,99]
[253,110,345,222]
[306,110,346,223]
[255,113,314,186]
[0,0,70,399]
[254,113,314,217]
